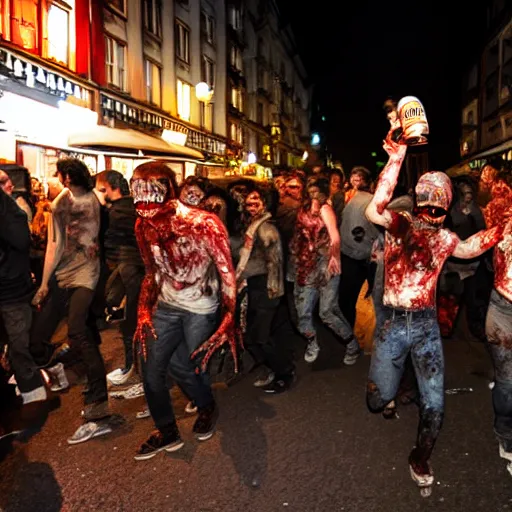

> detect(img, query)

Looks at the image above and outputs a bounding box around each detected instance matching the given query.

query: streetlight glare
[195,82,213,102]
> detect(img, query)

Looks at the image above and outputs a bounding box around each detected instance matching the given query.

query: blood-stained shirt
[52,189,100,291]
[494,220,512,302]
[383,211,459,310]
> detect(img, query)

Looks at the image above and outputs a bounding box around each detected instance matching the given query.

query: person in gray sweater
[339,187,380,328]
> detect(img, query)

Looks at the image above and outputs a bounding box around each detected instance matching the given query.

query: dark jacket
[0,188,33,303]
[104,196,143,267]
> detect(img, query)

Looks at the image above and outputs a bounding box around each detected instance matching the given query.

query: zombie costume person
[478,165,512,475]
[289,177,360,365]
[130,162,237,461]
[365,133,505,491]
[236,188,295,393]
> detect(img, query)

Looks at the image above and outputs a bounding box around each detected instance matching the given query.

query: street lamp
[195,82,214,103]
[195,82,214,131]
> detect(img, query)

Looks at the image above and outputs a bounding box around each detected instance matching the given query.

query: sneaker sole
[195,431,215,442]
[67,424,113,445]
[134,440,184,460]
[409,464,434,487]
[304,353,319,364]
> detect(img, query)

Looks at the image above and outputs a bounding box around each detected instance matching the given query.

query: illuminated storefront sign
[100,93,227,157]
[0,48,90,108]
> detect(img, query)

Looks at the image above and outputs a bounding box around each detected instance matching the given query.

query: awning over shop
[469,139,512,160]
[446,139,512,177]
[68,125,204,160]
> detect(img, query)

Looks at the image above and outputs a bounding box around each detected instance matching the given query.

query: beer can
[397,96,429,145]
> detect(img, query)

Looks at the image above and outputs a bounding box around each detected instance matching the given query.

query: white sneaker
[343,339,361,366]
[107,366,134,387]
[136,408,151,419]
[185,401,198,414]
[304,339,320,363]
[67,421,113,445]
[110,383,144,400]
[253,371,275,388]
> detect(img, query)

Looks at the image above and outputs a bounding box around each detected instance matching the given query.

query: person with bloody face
[130,161,237,461]
[477,163,512,476]
[236,186,295,393]
[365,131,505,491]
[290,176,360,365]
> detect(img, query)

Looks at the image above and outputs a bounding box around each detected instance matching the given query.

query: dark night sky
[277,0,489,173]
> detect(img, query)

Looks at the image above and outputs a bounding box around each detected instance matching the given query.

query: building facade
[0,0,310,182]
[460,0,512,169]
[225,0,311,176]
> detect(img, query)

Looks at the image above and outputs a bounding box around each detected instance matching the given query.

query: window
[107,0,126,16]
[228,6,241,30]
[257,102,264,125]
[200,103,214,131]
[8,0,39,52]
[105,36,126,90]
[201,56,215,88]
[257,65,268,90]
[231,87,243,111]
[230,122,243,145]
[200,12,215,44]
[175,20,190,63]
[230,45,243,72]
[145,59,161,107]
[177,79,191,121]
[47,3,69,65]
[144,0,161,38]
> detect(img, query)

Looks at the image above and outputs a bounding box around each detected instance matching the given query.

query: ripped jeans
[294,275,358,352]
[367,307,444,466]
[486,289,512,451]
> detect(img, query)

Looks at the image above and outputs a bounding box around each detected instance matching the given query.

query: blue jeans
[367,307,444,466]
[294,275,357,352]
[486,289,512,451]
[141,303,217,436]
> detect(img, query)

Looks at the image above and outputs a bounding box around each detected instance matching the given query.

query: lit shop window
[144,0,161,38]
[47,3,69,65]
[175,20,190,64]
[105,35,126,90]
[177,79,191,121]
[145,59,161,107]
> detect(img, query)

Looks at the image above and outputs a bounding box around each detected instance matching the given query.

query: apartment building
[225,0,311,173]
[0,0,309,181]
[459,0,512,169]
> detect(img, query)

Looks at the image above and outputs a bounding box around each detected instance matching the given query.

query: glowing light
[248,152,257,164]
[302,151,309,161]
[195,82,214,103]
[311,133,320,145]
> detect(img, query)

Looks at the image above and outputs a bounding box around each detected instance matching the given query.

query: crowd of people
[1,128,512,492]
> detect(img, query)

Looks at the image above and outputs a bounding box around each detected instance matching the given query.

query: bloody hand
[133,312,157,361]
[191,311,238,373]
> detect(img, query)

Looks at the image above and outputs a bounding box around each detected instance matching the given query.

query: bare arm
[452,224,503,259]
[365,135,407,228]
[320,203,341,275]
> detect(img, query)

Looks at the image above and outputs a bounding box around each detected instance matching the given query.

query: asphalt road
[1,321,512,512]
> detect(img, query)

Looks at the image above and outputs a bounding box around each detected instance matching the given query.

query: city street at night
[1,325,511,512]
